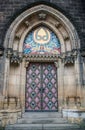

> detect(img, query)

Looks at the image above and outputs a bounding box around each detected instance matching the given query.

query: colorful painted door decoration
[24,26,61,55]
[25,63,58,112]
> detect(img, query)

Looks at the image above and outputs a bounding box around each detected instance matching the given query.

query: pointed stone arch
[4,4,80,51]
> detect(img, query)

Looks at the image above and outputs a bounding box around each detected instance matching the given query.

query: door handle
[39,88,42,92]
[42,88,45,93]
[38,88,45,93]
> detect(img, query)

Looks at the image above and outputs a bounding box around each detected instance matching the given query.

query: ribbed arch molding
[4,4,80,53]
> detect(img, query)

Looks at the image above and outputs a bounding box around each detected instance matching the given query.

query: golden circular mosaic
[33,27,51,44]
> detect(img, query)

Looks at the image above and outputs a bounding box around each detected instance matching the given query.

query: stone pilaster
[0,56,5,109]
[57,59,65,110]
[74,53,83,102]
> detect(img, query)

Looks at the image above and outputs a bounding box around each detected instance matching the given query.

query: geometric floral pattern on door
[42,63,58,111]
[25,63,58,112]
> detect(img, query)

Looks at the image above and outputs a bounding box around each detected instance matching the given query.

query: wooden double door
[25,63,58,112]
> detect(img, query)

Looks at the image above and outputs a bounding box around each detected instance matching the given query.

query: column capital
[54,61,59,68]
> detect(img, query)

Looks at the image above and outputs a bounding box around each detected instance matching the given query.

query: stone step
[5,112,82,130]
[17,117,68,124]
[5,123,81,130]
[22,112,62,118]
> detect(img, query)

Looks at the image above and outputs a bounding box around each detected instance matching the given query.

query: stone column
[19,59,27,113]
[3,55,10,109]
[0,56,5,109]
[56,59,65,110]
[81,57,85,107]
[74,52,83,102]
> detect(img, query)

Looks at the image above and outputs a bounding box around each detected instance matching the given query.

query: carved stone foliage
[62,56,74,65]
[61,50,78,65]
[6,48,23,64]
[38,12,47,20]
[24,54,58,67]
[66,96,81,108]
[10,54,22,64]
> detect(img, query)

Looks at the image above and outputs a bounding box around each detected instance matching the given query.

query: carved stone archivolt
[4,5,80,66]
[4,5,80,54]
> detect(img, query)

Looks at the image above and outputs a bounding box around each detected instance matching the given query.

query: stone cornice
[5,48,85,65]
[24,54,58,62]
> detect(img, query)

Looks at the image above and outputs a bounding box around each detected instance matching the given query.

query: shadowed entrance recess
[25,63,58,112]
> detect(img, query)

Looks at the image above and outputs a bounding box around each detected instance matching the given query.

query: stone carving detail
[24,21,30,27]
[6,49,23,64]
[24,60,29,68]
[15,34,21,39]
[38,12,47,20]
[63,56,74,65]
[54,62,59,68]
[24,54,58,63]
[6,47,80,65]
[66,96,81,108]
[6,48,13,58]
[61,50,78,65]
[55,21,60,28]
[11,52,22,64]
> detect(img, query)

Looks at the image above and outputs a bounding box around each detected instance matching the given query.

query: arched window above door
[23,26,61,55]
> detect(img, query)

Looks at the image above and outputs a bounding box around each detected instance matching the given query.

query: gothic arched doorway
[3,4,80,115]
[24,26,61,111]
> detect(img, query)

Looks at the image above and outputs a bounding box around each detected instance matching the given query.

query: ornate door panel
[42,64,58,111]
[25,63,58,112]
[25,63,41,111]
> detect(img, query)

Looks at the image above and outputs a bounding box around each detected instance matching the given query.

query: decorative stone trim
[54,61,59,68]
[38,12,47,20]
[15,34,21,39]
[55,21,61,28]
[60,50,78,65]
[62,108,85,123]
[62,56,74,65]
[66,96,81,107]
[24,54,58,62]
[4,4,80,51]
[0,109,21,126]
[6,48,80,65]
[6,48,81,66]
[24,21,30,27]
[6,49,23,64]
[6,48,13,58]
